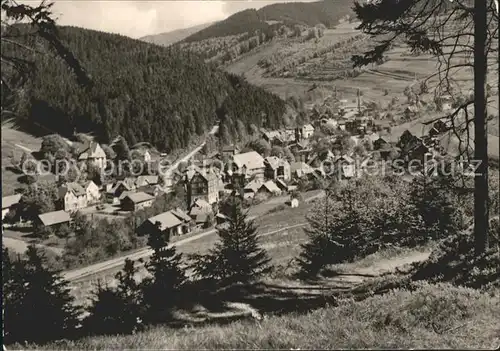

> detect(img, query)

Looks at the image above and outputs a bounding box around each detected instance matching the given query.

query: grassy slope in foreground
[34,283,499,350]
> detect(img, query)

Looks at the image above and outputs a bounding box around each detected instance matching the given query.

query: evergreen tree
[409,174,464,239]
[113,136,131,162]
[191,199,272,286]
[3,245,80,345]
[2,247,26,345]
[141,222,186,324]
[84,259,144,336]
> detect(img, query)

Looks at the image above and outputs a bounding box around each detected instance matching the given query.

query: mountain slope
[182,0,354,43]
[140,22,214,47]
[1,25,286,152]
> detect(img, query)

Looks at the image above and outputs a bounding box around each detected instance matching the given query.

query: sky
[28,0,317,39]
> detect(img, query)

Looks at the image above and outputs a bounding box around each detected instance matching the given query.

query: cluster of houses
[1,99,457,241]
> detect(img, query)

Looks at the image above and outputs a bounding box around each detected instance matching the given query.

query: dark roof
[171,208,192,223]
[62,182,86,197]
[122,192,155,204]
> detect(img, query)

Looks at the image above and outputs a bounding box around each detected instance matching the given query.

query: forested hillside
[2,25,286,152]
[182,0,354,43]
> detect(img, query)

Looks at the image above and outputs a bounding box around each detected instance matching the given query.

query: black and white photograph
[1,0,499,349]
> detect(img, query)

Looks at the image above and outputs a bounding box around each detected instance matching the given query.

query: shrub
[410,229,500,290]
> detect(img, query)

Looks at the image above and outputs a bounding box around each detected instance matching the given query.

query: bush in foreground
[29,283,499,350]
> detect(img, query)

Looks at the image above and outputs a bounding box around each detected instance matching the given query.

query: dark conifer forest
[2,25,286,152]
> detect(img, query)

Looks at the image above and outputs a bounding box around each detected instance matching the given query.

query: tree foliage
[297,175,461,278]
[190,199,272,286]
[2,24,286,152]
[2,245,81,345]
[141,222,186,324]
[84,259,144,336]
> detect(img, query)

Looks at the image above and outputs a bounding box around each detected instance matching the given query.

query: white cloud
[51,1,227,38]
[20,0,317,38]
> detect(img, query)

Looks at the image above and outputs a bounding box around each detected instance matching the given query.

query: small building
[243,179,263,199]
[137,184,163,198]
[193,212,212,230]
[257,180,282,197]
[36,210,71,229]
[170,207,193,234]
[373,137,389,150]
[137,211,185,239]
[221,145,240,158]
[82,180,101,205]
[290,198,299,208]
[262,130,282,143]
[301,124,315,139]
[232,151,265,182]
[275,179,289,193]
[290,161,315,179]
[135,175,159,188]
[264,156,291,182]
[77,141,107,169]
[59,182,88,212]
[188,198,213,218]
[187,169,219,206]
[120,192,155,212]
[143,150,152,163]
[2,194,22,221]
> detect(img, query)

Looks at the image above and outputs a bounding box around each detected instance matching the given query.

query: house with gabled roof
[120,192,155,212]
[264,156,291,182]
[58,182,88,212]
[137,184,163,198]
[333,155,356,179]
[290,162,315,179]
[262,130,282,143]
[222,144,240,158]
[77,141,107,169]
[258,180,282,196]
[243,179,263,199]
[188,198,213,221]
[135,175,159,188]
[187,169,219,206]
[82,180,100,205]
[232,151,265,181]
[137,211,184,239]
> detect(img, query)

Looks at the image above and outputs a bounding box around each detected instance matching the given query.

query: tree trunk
[473,0,489,254]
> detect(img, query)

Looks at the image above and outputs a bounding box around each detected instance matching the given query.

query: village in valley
[2,89,462,252]
[2,0,499,348]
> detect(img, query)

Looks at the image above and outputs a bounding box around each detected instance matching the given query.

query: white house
[82,180,101,205]
[301,124,315,139]
[58,182,88,212]
[78,141,107,169]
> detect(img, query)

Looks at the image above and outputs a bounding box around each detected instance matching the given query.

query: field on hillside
[227,21,498,102]
[1,122,55,196]
[225,22,499,160]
